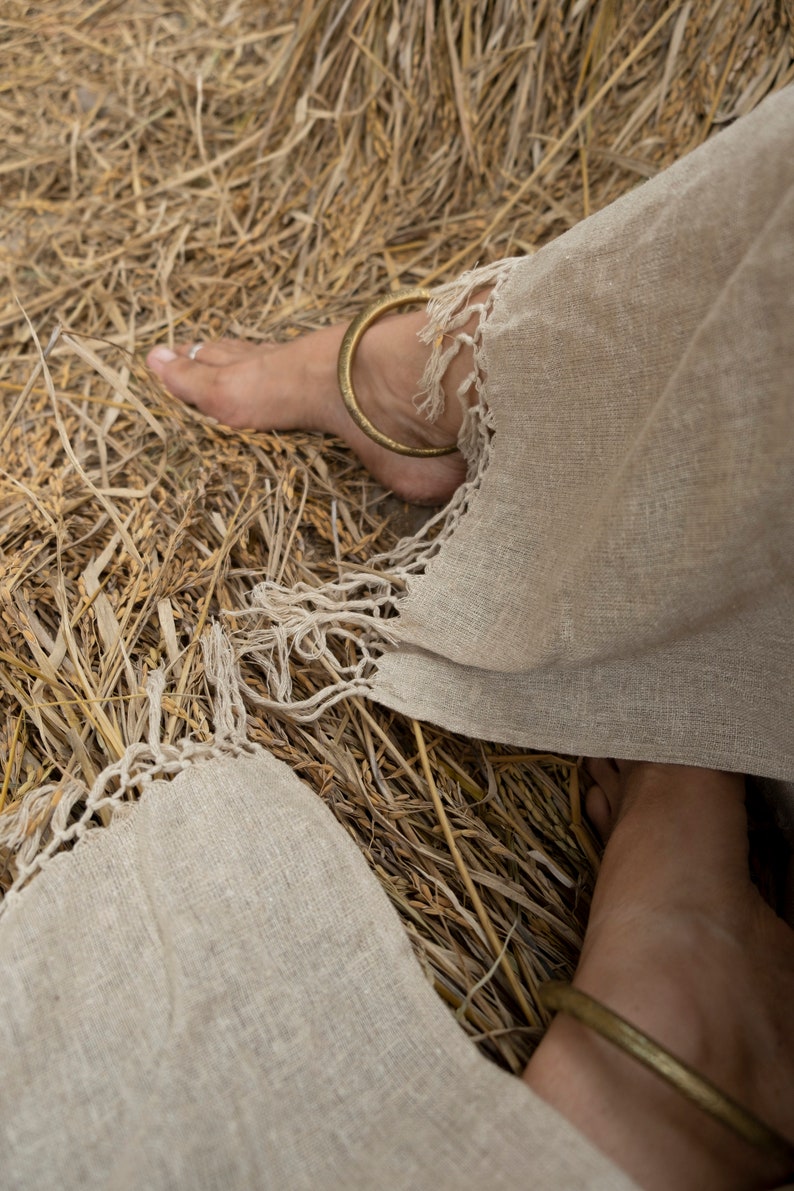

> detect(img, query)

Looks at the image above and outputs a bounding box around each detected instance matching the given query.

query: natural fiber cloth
[2,87,792,1191]
[374,86,794,784]
[0,750,634,1190]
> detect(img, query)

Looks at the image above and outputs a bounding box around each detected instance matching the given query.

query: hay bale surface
[1,0,791,1072]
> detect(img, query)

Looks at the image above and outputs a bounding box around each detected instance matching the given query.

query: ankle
[525,1010,779,1191]
[344,287,493,450]
[530,760,794,1189]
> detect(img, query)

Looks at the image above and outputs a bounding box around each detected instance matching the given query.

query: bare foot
[146,298,490,505]
[525,760,794,1190]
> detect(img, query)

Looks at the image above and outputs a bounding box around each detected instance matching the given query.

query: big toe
[584,782,612,842]
[583,758,624,839]
[146,348,224,412]
[147,345,178,371]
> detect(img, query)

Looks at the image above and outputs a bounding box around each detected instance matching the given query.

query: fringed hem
[0,259,519,899]
[416,259,518,433]
[219,258,518,720]
[0,627,253,907]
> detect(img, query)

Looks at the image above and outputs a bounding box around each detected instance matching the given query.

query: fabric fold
[372,85,794,782]
[0,750,635,1190]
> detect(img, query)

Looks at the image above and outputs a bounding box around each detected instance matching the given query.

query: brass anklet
[539,981,794,1169]
[337,287,459,458]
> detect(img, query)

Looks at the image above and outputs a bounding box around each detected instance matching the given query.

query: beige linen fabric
[3,85,792,1191]
[374,86,794,783]
[0,750,634,1190]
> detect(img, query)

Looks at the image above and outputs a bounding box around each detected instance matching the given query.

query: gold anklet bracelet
[337,288,459,458]
[539,981,794,1169]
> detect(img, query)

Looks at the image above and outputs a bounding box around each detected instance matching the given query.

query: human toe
[145,349,225,412]
[583,758,623,838]
[147,345,178,367]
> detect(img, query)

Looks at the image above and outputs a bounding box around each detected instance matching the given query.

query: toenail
[149,346,177,364]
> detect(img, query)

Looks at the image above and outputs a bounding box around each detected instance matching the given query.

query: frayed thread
[0,259,519,894]
[416,260,516,429]
[1,629,251,908]
[219,259,518,722]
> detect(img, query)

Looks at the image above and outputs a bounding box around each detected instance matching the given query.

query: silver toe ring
[188,342,204,361]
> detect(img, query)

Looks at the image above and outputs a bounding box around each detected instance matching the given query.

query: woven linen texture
[0,751,634,1190]
[3,83,793,1191]
[374,86,794,784]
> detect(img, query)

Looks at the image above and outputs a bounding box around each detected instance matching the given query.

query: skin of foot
[524,760,794,1191]
[148,312,794,1188]
[146,294,492,506]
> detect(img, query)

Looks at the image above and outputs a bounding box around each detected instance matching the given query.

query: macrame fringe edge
[0,259,518,905]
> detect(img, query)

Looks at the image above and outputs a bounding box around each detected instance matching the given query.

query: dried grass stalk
[1,0,791,1071]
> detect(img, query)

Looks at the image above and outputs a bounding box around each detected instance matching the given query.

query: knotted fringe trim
[0,259,517,902]
[0,626,251,908]
[219,259,517,723]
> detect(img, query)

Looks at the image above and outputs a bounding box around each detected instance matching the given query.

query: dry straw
[1,0,791,1073]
